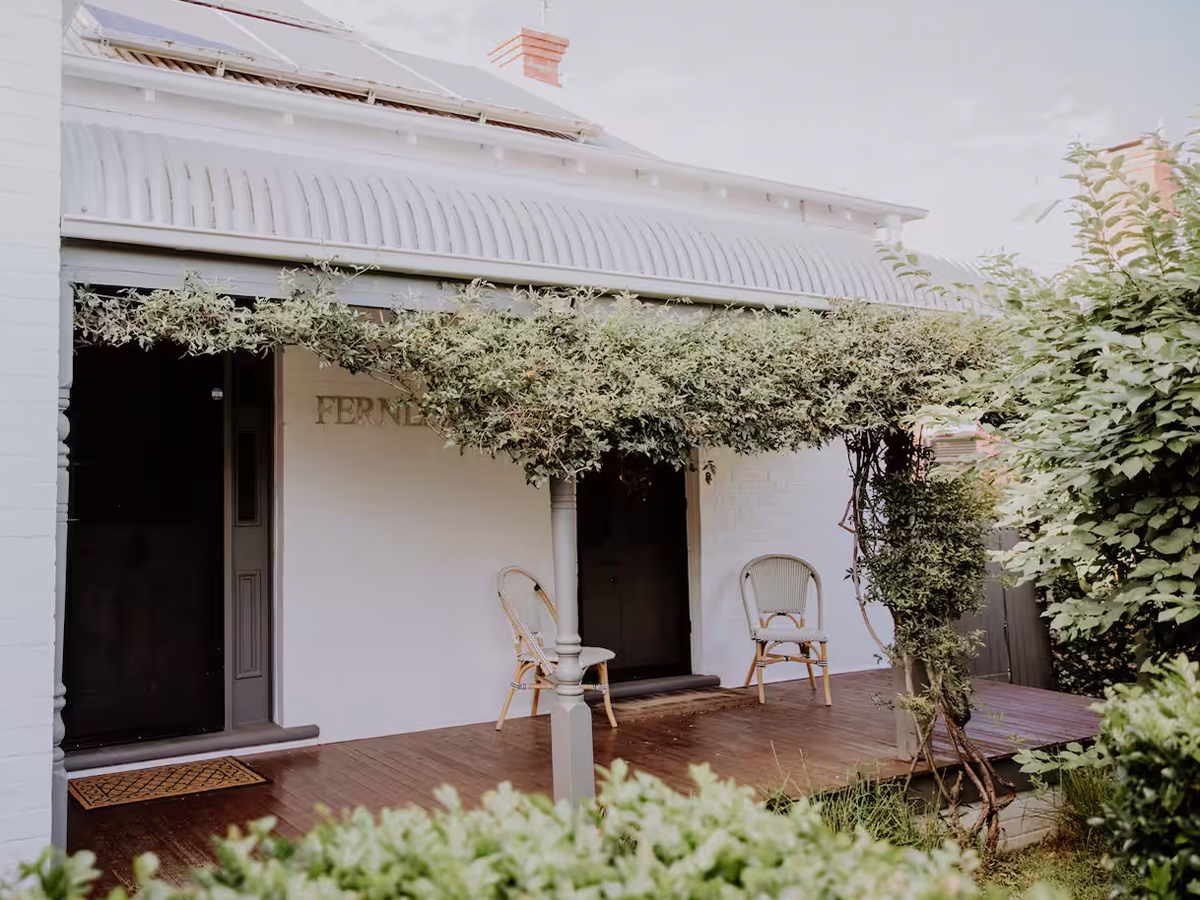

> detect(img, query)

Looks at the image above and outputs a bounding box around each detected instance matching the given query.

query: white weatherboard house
[0,0,980,867]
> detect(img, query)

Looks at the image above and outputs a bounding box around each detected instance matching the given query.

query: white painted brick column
[0,0,64,872]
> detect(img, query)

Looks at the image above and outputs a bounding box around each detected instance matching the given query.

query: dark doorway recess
[577,453,691,682]
[64,345,226,750]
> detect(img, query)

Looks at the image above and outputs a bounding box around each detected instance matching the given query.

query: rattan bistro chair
[740,554,831,706]
[495,566,618,731]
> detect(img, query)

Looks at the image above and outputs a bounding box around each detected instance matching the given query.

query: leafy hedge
[1049,607,1200,698]
[6,763,985,900]
[1101,655,1200,898]
[970,136,1200,639]
[1019,655,1200,898]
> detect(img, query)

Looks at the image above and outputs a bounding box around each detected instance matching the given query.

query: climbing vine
[75,276,999,481]
[846,431,1008,854]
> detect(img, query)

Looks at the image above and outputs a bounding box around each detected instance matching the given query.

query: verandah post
[51,278,72,848]
[548,474,594,802]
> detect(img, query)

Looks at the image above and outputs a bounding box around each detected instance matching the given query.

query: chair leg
[803,643,816,691]
[531,683,541,718]
[819,643,832,706]
[598,662,617,729]
[743,651,759,688]
[755,642,766,704]
[497,661,529,730]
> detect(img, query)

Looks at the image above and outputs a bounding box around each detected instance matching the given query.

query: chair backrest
[740,554,823,632]
[496,566,558,668]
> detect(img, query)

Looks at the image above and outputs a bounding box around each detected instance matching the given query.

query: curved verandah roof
[61,121,985,311]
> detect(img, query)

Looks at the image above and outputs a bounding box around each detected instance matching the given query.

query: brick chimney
[489,28,570,87]
[1093,136,1177,260]
[1097,136,1177,209]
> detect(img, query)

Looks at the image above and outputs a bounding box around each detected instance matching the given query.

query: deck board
[68,671,1098,891]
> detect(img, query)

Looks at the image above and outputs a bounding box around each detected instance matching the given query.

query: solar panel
[218,0,343,27]
[374,47,583,121]
[83,0,256,56]
[77,0,609,134]
[235,17,454,94]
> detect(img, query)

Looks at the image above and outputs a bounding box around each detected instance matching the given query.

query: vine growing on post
[73,273,1006,850]
[845,429,1009,855]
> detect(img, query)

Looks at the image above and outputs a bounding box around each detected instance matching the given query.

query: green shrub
[1018,654,1200,898]
[1100,655,1200,899]
[5,763,986,900]
[1045,581,1200,699]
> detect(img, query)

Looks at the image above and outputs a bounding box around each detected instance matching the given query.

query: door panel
[64,345,225,750]
[577,454,690,681]
[230,353,272,727]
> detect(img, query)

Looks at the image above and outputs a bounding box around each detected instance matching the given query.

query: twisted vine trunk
[847,431,1016,861]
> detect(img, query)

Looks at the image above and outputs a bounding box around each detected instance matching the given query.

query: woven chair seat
[518,646,616,668]
[753,625,826,644]
[496,566,619,730]
[741,554,832,706]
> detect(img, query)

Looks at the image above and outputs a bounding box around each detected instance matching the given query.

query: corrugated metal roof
[61,121,982,310]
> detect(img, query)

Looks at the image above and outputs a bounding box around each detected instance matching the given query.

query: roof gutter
[63,53,928,222]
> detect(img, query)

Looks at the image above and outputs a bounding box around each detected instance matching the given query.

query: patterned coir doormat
[599,688,757,723]
[69,756,267,810]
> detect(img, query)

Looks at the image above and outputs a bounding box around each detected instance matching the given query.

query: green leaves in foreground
[1017,655,1200,899]
[4,763,986,900]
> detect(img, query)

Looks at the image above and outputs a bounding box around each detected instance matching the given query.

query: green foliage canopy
[958,135,1200,639]
[75,278,998,484]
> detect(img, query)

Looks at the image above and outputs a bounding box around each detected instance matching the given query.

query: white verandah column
[51,279,72,848]
[548,475,594,802]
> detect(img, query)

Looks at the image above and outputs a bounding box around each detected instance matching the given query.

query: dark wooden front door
[577,454,691,681]
[64,345,226,750]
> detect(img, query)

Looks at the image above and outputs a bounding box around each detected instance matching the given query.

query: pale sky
[307,0,1199,272]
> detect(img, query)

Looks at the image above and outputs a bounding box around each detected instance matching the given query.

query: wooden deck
[69,670,1098,891]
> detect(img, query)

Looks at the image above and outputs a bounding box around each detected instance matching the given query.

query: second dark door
[577,453,691,681]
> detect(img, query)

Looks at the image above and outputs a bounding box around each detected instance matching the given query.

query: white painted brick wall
[697,444,895,688]
[278,349,556,741]
[0,0,62,874]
